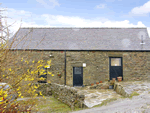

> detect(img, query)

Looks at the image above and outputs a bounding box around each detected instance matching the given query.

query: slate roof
[8,27,150,50]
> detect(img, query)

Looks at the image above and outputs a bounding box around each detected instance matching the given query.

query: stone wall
[89,82,110,89]
[114,82,131,97]
[34,83,52,96]
[6,50,150,86]
[34,83,87,109]
[123,52,150,81]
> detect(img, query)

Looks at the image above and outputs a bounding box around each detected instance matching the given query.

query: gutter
[8,49,150,52]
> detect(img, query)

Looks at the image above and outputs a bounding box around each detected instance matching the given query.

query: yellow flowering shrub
[0,22,54,112]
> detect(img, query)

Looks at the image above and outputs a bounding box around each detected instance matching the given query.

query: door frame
[73,67,83,87]
[109,57,123,80]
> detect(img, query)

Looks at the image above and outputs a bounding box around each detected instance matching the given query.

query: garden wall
[114,82,131,97]
[33,83,87,109]
[89,82,109,89]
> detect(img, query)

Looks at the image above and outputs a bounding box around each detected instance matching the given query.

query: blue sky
[0,0,150,36]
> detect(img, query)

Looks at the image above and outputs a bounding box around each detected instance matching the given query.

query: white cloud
[96,4,106,9]
[36,0,50,8]
[41,14,147,28]
[129,1,150,16]
[4,8,32,21]
[2,8,150,38]
[49,0,60,7]
[36,0,60,8]
[1,8,50,38]
[42,14,111,27]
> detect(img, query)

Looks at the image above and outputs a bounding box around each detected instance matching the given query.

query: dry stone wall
[114,82,131,97]
[33,83,87,109]
[89,82,110,89]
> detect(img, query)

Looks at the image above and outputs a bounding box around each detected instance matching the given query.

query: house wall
[8,50,150,86]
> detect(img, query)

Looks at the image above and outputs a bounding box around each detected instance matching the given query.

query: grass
[18,96,89,113]
[119,91,140,99]
[118,91,140,99]
[120,96,127,99]
[14,91,140,112]
[93,98,118,108]
[129,91,139,98]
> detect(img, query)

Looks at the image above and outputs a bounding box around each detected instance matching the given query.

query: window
[111,58,121,66]
[39,68,47,75]
[75,67,82,74]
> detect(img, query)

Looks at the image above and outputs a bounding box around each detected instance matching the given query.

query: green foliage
[94,98,118,107]
[31,96,88,113]
[129,91,139,98]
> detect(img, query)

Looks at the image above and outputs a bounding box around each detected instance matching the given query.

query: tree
[0,3,10,45]
[0,3,53,112]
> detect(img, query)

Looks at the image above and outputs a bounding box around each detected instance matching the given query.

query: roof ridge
[20,27,147,29]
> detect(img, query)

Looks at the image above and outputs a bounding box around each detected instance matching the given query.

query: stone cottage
[8,27,150,86]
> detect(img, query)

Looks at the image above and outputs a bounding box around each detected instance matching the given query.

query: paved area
[76,88,122,108]
[71,81,150,113]
[118,81,150,95]
[71,93,150,113]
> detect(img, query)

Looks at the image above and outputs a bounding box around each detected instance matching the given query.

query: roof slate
[8,27,150,50]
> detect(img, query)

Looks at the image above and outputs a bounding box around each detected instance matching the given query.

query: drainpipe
[64,50,66,85]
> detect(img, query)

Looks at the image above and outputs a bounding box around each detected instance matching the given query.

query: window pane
[75,67,81,74]
[39,68,47,75]
[111,58,121,66]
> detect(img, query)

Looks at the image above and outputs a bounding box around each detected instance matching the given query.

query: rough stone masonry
[6,50,150,86]
[34,83,87,109]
